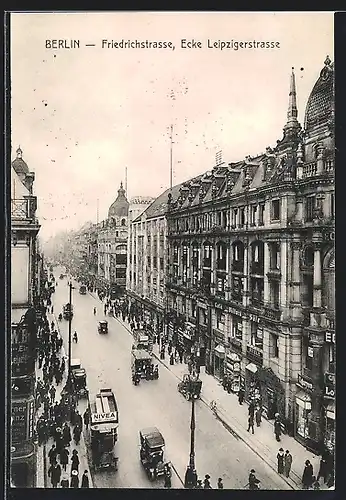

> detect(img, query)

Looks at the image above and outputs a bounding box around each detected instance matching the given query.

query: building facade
[127,188,180,333]
[97,183,129,296]
[11,147,41,487]
[166,58,334,455]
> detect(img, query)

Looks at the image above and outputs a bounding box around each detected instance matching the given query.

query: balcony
[267,269,281,280]
[231,261,244,273]
[11,196,37,221]
[250,262,264,276]
[247,345,263,365]
[263,305,281,321]
[302,162,317,178]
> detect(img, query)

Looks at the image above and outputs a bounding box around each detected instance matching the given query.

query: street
[52,271,291,489]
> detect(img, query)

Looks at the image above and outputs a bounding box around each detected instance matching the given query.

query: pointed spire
[285,67,299,130]
[16,146,23,159]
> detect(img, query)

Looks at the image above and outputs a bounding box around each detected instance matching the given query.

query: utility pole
[67,281,73,384]
[184,395,198,488]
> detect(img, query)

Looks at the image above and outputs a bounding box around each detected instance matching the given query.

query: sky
[10,11,334,242]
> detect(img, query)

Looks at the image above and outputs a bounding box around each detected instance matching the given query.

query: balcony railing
[11,197,37,220]
[302,162,317,178]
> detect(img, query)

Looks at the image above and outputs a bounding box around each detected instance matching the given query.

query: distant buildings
[11,147,41,487]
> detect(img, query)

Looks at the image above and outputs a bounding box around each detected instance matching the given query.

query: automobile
[71,359,88,398]
[63,303,73,320]
[139,427,165,480]
[177,373,202,400]
[79,285,87,295]
[131,349,152,379]
[98,320,108,334]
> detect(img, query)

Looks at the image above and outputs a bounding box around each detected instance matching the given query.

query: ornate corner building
[11,147,41,486]
[165,58,335,455]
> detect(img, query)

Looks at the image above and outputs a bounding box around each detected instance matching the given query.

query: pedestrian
[81,470,89,488]
[60,474,69,488]
[255,406,262,427]
[170,353,174,365]
[277,448,285,474]
[302,460,314,490]
[59,447,69,471]
[203,474,212,489]
[238,387,245,405]
[49,385,56,404]
[71,449,80,473]
[217,478,224,489]
[164,463,172,488]
[248,469,260,490]
[248,401,255,419]
[274,419,282,442]
[317,450,329,483]
[48,461,61,488]
[284,450,292,478]
[48,444,57,466]
[196,480,203,489]
[312,477,320,490]
[83,408,90,429]
[247,414,255,434]
[73,424,81,445]
[62,423,71,447]
[70,469,79,488]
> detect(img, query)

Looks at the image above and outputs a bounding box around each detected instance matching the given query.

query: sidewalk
[149,342,324,491]
[35,311,93,488]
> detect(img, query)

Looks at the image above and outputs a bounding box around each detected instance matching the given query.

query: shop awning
[214,345,225,356]
[326,401,335,420]
[296,391,312,410]
[246,362,258,374]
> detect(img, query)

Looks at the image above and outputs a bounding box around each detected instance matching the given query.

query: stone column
[295,197,304,223]
[264,199,271,225]
[280,240,288,309]
[313,244,322,308]
[290,240,302,320]
[316,145,325,175]
[263,242,270,305]
[255,204,260,227]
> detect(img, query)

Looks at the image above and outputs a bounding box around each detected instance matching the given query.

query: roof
[140,427,165,447]
[133,182,184,222]
[108,182,129,218]
[12,147,29,175]
[132,349,152,360]
[304,56,334,134]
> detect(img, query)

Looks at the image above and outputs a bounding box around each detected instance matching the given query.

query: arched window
[216,242,227,270]
[323,249,335,312]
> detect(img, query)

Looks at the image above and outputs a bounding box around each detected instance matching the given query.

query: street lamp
[184,390,198,488]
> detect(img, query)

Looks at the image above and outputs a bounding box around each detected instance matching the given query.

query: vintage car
[79,285,87,295]
[131,349,152,379]
[177,373,202,400]
[139,427,165,480]
[98,320,108,334]
[71,359,88,397]
[63,303,73,320]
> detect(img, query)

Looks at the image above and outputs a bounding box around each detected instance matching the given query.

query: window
[270,281,280,308]
[116,254,127,265]
[182,297,186,314]
[328,345,335,374]
[121,218,126,226]
[116,231,119,237]
[217,243,227,270]
[271,199,281,221]
[203,244,212,268]
[250,322,263,348]
[116,268,126,278]
[250,205,257,225]
[191,300,197,318]
[306,343,313,371]
[217,211,222,226]
[239,207,245,226]
[258,204,265,226]
[232,208,238,227]
[173,245,179,264]
[270,333,279,358]
[216,275,226,294]
[330,193,334,218]
[153,256,157,269]
[160,257,164,268]
[270,243,280,269]
[305,196,315,222]
[232,316,242,340]
[216,310,226,331]
[304,246,314,267]
[147,256,151,267]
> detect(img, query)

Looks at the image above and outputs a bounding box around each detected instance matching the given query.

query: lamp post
[184,393,198,488]
[67,281,73,385]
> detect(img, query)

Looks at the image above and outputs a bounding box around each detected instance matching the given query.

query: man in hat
[248,469,260,490]
[81,470,89,488]
[203,474,212,489]
[217,478,224,489]
[284,450,293,478]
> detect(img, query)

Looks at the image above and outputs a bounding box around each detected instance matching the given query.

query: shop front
[213,344,225,380]
[225,351,241,393]
[323,372,335,454]
[295,374,313,445]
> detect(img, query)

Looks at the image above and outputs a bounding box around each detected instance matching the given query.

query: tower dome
[108,182,129,218]
[304,56,334,136]
[12,146,29,175]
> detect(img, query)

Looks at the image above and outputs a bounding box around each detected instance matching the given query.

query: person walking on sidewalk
[247,414,255,434]
[49,385,56,404]
[317,449,329,484]
[70,469,79,488]
[73,424,82,445]
[248,469,260,490]
[60,474,69,488]
[203,474,212,489]
[274,418,282,442]
[255,406,262,427]
[248,401,255,419]
[81,470,89,488]
[71,449,80,474]
[62,423,72,448]
[302,460,314,489]
[238,387,245,405]
[48,461,61,488]
[83,408,90,429]
[277,448,285,474]
[284,450,292,478]
[48,444,57,466]
[59,447,69,471]
[217,478,224,489]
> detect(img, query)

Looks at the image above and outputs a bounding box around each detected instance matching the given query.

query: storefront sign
[325,331,335,344]
[324,373,335,398]
[229,307,242,317]
[11,400,34,444]
[297,374,313,392]
[324,230,334,242]
[307,346,314,358]
[249,314,260,323]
